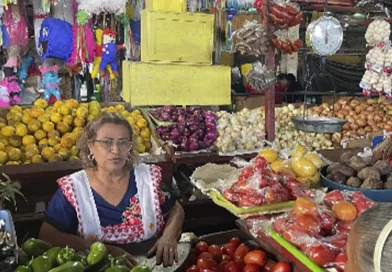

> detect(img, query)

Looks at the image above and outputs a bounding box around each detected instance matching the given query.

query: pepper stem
[64,246,69,258]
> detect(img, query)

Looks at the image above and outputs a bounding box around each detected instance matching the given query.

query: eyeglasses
[94,139,132,151]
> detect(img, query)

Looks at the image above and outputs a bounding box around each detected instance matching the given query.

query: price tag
[372,64,383,73]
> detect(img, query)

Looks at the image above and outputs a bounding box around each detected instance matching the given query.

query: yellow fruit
[53,101,63,109]
[89,107,101,117]
[136,144,146,153]
[309,172,320,186]
[87,115,95,122]
[30,106,45,118]
[22,113,33,124]
[65,99,79,109]
[42,121,55,133]
[7,147,21,161]
[34,130,46,141]
[127,117,136,126]
[0,138,9,146]
[0,142,5,151]
[39,139,48,146]
[135,136,143,145]
[303,152,323,169]
[258,149,278,163]
[47,130,60,138]
[45,106,56,114]
[56,122,70,134]
[70,146,79,156]
[41,147,55,161]
[68,133,78,143]
[38,113,51,123]
[79,103,88,108]
[63,115,73,126]
[73,127,84,135]
[0,117,5,123]
[28,119,41,132]
[22,135,36,146]
[144,141,152,151]
[7,111,22,122]
[140,128,151,139]
[0,150,8,164]
[24,146,40,160]
[50,113,62,124]
[53,143,62,152]
[60,135,75,148]
[115,104,124,111]
[106,106,117,113]
[88,101,100,109]
[119,110,129,118]
[290,158,317,177]
[69,155,80,161]
[49,154,63,162]
[59,104,72,116]
[10,106,22,113]
[15,123,28,137]
[136,118,147,129]
[132,109,141,115]
[24,161,31,164]
[291,145,308,158]
[34,98,48,109]
[132,125,140,136]
[0,123,6,129]
[1,126,15,137]
[280,167,296,178]
[6,161,20,165]
[31,155,43,163]
[9,136,22,147]
[58,148,71,160]
[76,107,89,118]
[270,160,283,172]
[73,117,85,127]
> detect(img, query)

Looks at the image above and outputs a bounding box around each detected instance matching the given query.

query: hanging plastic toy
[225,9,238,51]
[91,29,114,79]
[99,28,124,78]
[40,65,62,103]
[17,55,33,98]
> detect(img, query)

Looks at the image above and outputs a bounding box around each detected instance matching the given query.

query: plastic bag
[232,20,270,57]
[365,17,390,46]
[246,61,276,91]
[2,5,28,47]
[271,29,303,55]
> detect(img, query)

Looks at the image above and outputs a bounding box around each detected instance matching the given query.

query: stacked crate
[122,1,231,106]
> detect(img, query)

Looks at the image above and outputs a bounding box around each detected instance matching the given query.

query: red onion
[183,128,191,137]
[189,142,199,151]
[198,141,207,150]
[161,112,170,121]
[189,124,199,133]
[207,131,217,141]
[170,128,180,139]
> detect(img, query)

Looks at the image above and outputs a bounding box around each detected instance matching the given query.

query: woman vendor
[345,203,392,272]
[39,112,185,268]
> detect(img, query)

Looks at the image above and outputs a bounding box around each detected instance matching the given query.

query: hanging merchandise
[1,68,21,104]
[17,55,33,98]
[231,20,270,56]
[68,10,95,67]
[188,0,199,12]
[365,18,390,47]
[246,61,276,91]
[0,85,9,107]
[52,0,75,25]
[0,22,10,50]
[269,1,303,29]
[226,0,255,11]
[39,65,62,103]
[38,17,73,62]
[99,28,124,78]
[77,0,127,15]
[129,19,141,60]
[91,28,114,79]
[116,12,132,61]
[3,0,16,11]
[271,29,302,54]
[224,9,237,51]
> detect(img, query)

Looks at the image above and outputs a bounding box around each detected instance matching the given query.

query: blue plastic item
[0,210,16,248]
[320,166,392,202]
[373,136,384,149]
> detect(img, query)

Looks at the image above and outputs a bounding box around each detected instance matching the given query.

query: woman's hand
[106,245,138,269]
[147,235,179,267]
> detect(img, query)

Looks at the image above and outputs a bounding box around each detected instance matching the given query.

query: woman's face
[88,123,132,173]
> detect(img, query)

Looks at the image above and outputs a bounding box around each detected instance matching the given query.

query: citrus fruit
[41,147,55,161]
[31,155,43,163]
[0,151,8,164]
[140,128,151,139]
[63,115,73,126]
[38,113,51,123]
[49,154,63,162]
[9,136,22,147]
[58,148,71,160]
[76,107,89,119]
[50,113,62,124]
[15,124,28,137]
[59,104,72,116]
[7,111,22,122]
[7,147,21,161]
[47,130,60,138]
[28,119,41,132]
[42,121,55,132]
[73,117,85,127]
[332,201,358,221]
[53,101,63,109]
[136,119,147,129]
[60,135,75,148]
[70,146,79,156]
[22,135,36,146]
[65,99,79,109]
[56,122,70,134]
[22,113,32,124]
[34,98,48,109]
[30,106,45,118]
[1,126,15,137]
[10,106,22,113]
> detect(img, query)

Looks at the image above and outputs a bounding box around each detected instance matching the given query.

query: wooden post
[263,0,276,141]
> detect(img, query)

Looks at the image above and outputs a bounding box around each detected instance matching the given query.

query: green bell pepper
[18,251,31,266]
[56,246,76,265]
[113,255,126,266]
[31,255,53,272]
[85,255,112,272]
[104,258,129,272]
[43,247,61,266]
[130,260,152,272]
[22,238,52,257]
[74,253,88,267]
[87,242,107,265]
[48,261,84,272]
[13,266,32,272]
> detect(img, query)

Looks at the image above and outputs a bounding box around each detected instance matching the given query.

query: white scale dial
[310,15,343,56]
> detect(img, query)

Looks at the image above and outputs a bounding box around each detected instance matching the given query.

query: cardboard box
[343,131,384,149]
[319,148,363,162]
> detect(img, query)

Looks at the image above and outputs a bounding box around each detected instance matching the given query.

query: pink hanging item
[2,4,28,47]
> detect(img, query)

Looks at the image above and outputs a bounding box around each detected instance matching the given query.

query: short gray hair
[351,203,392,272]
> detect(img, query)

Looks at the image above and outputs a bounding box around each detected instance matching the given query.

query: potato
[385,180,392,189]
[374,160,392,176]
[340,151,357,165]
[346,177,362,188]
[348,156,366,173]
[332,165,355,177]
[360,178,383,189]
[357,167,381,181]
[327,162,342,174]
[327,172,348,184]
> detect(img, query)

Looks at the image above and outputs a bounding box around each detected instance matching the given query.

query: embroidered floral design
[122,195,142,224]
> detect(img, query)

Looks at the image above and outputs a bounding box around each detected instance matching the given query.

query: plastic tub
[320,166,392,202]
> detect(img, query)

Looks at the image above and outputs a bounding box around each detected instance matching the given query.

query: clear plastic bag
[232,20,270,57]
[246,61,276,91]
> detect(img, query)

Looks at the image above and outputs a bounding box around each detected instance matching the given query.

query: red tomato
[254,156,267,171]
[223,188,240,203]
[196,241,209,256]
[271,261,292,272]
[307,245,336,267]
[318,210,336,236]
[222,243,237,258]
[187,265,201,272]
[222,254,233,262]
[261,260,277,272]
[244,250,267,266]
[208,245,223,263]
[233,243,250,262]
[241,167,254,179]
[335,253,347,272]
[229,237,241,248]
[243,263,260,272]
[197,258,218,270]
[223,261,241,272]
[334,221,354,235]
[198,252,214,260]
[323,190,344,208]
[325,234,347,249]
[294,214,321,236]
[282,227,309,248]
[219,261,229,271]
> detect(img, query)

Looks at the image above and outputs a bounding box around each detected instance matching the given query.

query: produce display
[215,108,265,153]
[16,238,151,272]
[0,100,152,165]
[325,149,392,189]
[151,106,217,152]
[186,237,292,272]
[232,21,270,57]
[247,191,375,271]
[306,98,392,143]
[275,105,333,150]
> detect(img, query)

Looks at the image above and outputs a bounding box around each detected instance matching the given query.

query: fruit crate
[122,62,231,106]
[141,10,214,65]
[144,0,187,12]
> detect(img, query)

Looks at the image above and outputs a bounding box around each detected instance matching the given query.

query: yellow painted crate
[144,0,187,12]
[122,61,231,106]
[141,10,214,65]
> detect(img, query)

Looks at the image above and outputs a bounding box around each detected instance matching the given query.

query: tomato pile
[186,238,292,272]
[223,157,305,207]
[248,191,375,271]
